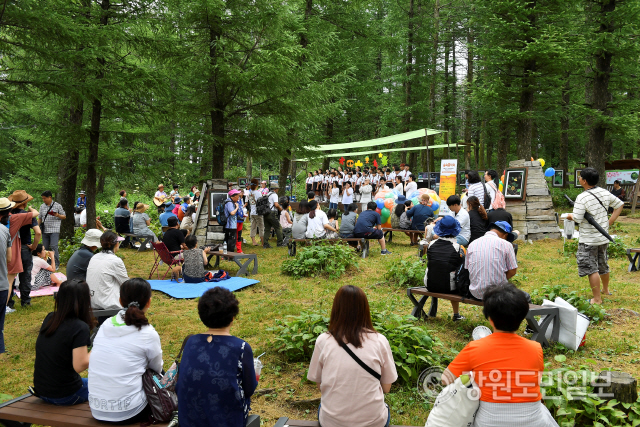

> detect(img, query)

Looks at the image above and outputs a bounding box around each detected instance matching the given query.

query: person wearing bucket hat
[159,200,177,227]
[465,221,518,301]
[7,190,41,308]
[424,215,466,321]
[76,191,87,209]
[65,229,103,282]
[172,197,182,216]
[131,203,158,243]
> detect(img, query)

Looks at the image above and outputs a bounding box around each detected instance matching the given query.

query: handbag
[142,335,192,422]
[425,375,480,427]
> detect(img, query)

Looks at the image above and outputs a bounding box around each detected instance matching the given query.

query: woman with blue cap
[424,215,466,321]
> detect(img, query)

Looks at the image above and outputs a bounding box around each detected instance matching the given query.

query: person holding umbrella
[566,168,623,305]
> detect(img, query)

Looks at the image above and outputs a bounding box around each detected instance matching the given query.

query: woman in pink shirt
[308,285,397,427]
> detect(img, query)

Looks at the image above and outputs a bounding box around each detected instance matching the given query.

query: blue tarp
[147,278,259,299]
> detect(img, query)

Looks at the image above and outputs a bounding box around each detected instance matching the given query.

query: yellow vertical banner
[438,159,458,215]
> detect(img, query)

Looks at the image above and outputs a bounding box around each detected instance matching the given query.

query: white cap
[81,229,103,247]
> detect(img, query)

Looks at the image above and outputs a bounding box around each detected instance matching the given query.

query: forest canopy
[1,0,639,238]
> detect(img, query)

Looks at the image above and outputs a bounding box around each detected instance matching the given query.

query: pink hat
[228,189,241,196]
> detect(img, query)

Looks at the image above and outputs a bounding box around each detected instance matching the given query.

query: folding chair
[149,242,184,280]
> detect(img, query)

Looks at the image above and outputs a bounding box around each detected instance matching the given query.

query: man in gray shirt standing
[0,198,14,354]
[38,190,66,269]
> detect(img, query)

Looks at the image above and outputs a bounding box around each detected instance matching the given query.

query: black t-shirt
[468,209,488,244]
[163,228,185,252]
[66,246,95,282]
[426,239,464,294]
[12,208,37,245]
[34,312,91,398]
[487,208,513,228]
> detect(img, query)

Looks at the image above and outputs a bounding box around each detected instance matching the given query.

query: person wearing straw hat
[424,215,466,321]
[7,190,41,309]
[66,229,103,282]
[131,203,158,243]
[76,191,87,209]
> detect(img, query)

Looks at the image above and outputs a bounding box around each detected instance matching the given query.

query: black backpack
[455,264,472,299]
[256,192,272,216]
[481,181,492,210]
[216,198,230,225]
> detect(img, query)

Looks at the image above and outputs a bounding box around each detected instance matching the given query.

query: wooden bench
[207,251,258,276]
[0,394,261,427]
[626,248,640,272]
[0,394,168,427]
[383,228,423,243]
[287,238,370,258]
[406,287,560,348]
[121,233,153,252]
[272,418,417,427]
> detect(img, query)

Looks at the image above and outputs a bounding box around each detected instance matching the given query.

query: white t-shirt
[330,188,340,204]
[314,175,322,184]
[86,251,129,310]
[405,181,418,196]
[88,311,163,422]
[31,256,51,288]
[308,332,398,427]
[306,177,314,186]
[306,209,329,238]
[80,209,87,226]
[399,170,411,181]
[394,183,403,194]
[268,192,279,210]
[388,171,396,181]
[450,208,471,242]
[342,187,354,205]
[573,186,624,246]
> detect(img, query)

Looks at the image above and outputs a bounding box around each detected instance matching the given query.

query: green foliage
[385,257,425,288]
[281,241,359,279]
[58,228,87,266]
[562,236,627,259]
[550,187,584,210]
[543,367,640,427]
[268,311,450,384]
[530,285,606,323]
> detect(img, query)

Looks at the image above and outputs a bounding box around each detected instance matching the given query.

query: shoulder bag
[142,334,192,422]
[480,181,492,210]
[340,342,381,381]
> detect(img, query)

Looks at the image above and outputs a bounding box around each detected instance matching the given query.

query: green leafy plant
[58,227,87,266]
[385,257,425,288]
[561,236,627,259]
[281,241,359,279]
[268,311,450,384]
[530,284,606,323]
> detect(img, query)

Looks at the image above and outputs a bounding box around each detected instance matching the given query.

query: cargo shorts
[576,243,609,277]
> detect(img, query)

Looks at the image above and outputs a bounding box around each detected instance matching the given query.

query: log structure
[506,159,562,241]
[193,179,228,247]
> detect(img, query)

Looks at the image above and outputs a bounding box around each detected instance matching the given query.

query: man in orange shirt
[442,283,557,426]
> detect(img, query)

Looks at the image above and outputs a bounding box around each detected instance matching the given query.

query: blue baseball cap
[491,221,512,233]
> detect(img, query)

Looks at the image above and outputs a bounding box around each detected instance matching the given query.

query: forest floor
[3,217,640,426]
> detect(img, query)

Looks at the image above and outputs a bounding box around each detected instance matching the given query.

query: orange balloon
[381,221,392,229]
[384,198,395,209]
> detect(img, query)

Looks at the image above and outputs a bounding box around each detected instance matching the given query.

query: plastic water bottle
[223,242,227,254]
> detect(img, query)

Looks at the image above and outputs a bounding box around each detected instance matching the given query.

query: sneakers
[263,243,273,249]
[381,249,392,255]
[5,306,16,314]
[452,314,465,322]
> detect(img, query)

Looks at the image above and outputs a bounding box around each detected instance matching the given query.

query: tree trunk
[58,97,84,240]
[560,73,570,188]
[401,0,414,166]
[516,0,536,160]
[210,107,225,179]
[587,0,616,188]
[497,120,510,176]
[278,149,292,198]
[478,119,485,170]
[443,25,450,158]
[246,156,253,179]
[463,27,473,170]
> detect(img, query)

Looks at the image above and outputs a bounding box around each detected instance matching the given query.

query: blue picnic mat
[148,278,259,299]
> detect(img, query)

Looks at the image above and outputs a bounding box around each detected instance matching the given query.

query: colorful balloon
[384,198,395,209]
[544,167,555,177]
[381,207,390,223]
[411,197,420,205]
[376,199,385,209]
[538,158,545,167]
[376,208,382,215]
[385,192,395,199]
[430,201,440,212]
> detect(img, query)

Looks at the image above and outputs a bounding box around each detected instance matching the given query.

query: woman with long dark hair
[292,201,310,240]
[33,279,94,405]
[308,285,397,427]
[88,278,163,423]
[467,195,489,244]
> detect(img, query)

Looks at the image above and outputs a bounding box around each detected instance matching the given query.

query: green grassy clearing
[2,216,640,426]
